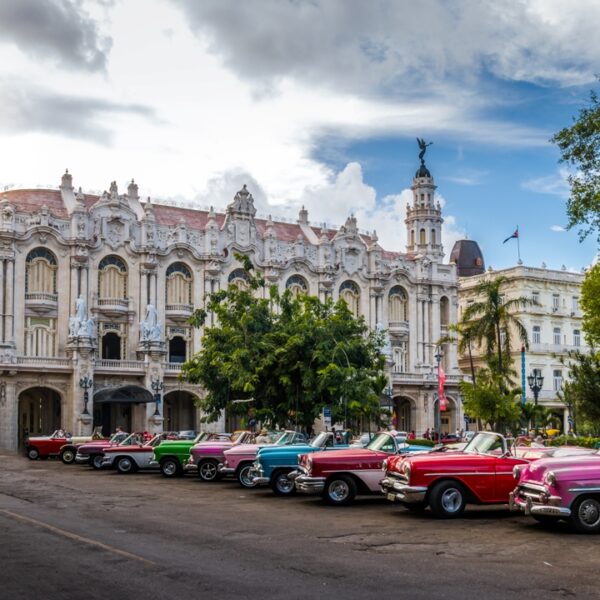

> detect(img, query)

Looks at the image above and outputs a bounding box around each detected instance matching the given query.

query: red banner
[438,363,447,411]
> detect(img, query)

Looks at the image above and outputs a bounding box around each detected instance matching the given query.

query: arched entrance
[163,390,198,432]
[93,385,154,436]
[394,396,415,433]
[18,387,62,446]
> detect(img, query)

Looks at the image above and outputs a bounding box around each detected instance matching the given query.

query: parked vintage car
[75,431,131,469]
[186,431,255,481]
[220,430,307,487]
[292,431,431,505]
[380,431,549,518]
[25,430,93,460]
[151,431,227,477]
[510,450,600,533]
[101,432,177,473]
[58,427,106,464]
[250,430,351,495]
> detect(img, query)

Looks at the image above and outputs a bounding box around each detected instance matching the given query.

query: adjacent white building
[0,159,461,452]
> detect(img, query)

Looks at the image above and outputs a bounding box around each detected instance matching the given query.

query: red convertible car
[380,431,588,518]
[25,430,92,460]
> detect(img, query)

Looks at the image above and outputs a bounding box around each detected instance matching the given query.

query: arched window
[25,248,57,296]
[98,255,127,300]
[25,317,56,357]
[286,274,308,296]
[166,262,192,306]
[410,230,415,246]
[388,286,408,323]
[419,229,426,245]
[440,296,449,327]
[431,229,436,246]
[339,280,360,316]
[228,268,250,290]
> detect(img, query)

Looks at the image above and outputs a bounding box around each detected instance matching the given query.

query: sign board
[323,406,332,427]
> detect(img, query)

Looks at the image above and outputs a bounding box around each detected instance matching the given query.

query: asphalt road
[0,454,598,600]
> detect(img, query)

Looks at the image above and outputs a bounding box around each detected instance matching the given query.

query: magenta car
[510,449,600,533]
[220,430,307,488]
[185,431,255,482]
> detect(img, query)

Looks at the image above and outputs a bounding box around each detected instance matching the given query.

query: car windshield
[310,432,331,448]
[366,432,402,453]
[464,432,505,455]
[120,433,144,446]
[110,432,129,444]
[194,432,208,443]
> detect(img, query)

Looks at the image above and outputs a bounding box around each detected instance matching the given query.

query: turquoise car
[250,431,350,495]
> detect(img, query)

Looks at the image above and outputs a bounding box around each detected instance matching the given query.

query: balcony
[25,292,58,314]
[388,320,409,333]
[10,355,72,372]
[165,303,194,323]
[94,359,146,374]
[163,362,184,376]
[96,297,130,317]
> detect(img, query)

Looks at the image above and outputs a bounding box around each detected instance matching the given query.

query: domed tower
[405,139,444,260]
[449,239,485,277]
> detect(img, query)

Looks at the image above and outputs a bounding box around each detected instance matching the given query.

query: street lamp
[383,383,393,430]
[151,378,164,417]
[434,347,444,442]
[527,371,544,431]
[79,375,93,415]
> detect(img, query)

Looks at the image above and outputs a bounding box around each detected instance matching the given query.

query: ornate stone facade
[0,163,461,451]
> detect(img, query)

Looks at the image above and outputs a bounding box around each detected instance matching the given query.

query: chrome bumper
[100,457,114,468]
[75,455,90,464]
[380,477,427,503]
[295,474,326,494]
[249,467,269,486]
[287,470,301,481]
[509,491,571,517]
[148,460,159,468]
[184,460,198,473]
[219,466,235,475]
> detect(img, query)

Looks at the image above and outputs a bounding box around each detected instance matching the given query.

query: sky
[0,0,599,271]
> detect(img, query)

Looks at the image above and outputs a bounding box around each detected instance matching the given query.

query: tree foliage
[182,254,385,432]
[559,348,600,435]
[580,262,600,347]
[552,86,600,242]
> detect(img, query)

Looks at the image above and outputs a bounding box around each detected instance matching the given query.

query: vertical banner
[438,362,447,411]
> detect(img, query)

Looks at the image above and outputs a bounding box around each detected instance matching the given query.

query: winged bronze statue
[417,138,433,162]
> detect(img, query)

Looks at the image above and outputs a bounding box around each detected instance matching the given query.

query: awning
[94,385,154,404]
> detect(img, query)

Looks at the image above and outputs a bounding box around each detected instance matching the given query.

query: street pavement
[0,453,598,600]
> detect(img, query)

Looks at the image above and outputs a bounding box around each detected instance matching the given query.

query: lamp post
[527,371,544,432]
[151,378,164,417]
[383,383,393,430]
[79,375,93,415]
[434,347,443,442]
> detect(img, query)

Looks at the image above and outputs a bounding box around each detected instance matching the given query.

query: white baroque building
[0,160,461,451]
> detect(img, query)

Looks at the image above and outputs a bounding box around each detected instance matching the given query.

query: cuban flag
[503,228,519,244]
[438,363,447,412]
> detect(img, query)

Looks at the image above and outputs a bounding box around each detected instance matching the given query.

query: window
[25,248,58,296]
[573,329,581,347]
[388,286,408,323]
[552,294,560,310]
[392,342,408,373]
[439,296,449,326]
[25,317,56,357]
[339,280,360,316]
[166,262,192,306]
[553,327,561,345]
[168,336,187,363]
[572,296,579,313]
[532,325,541,344]
[532,291,540,305]
[101,332,121,360]
[98,255,127,300]
[410,230,415,246]
[228,268,250,290]
[431,229,436,246]
[286,274,308,296]
[419,229,426,245]
[553,369,563,392]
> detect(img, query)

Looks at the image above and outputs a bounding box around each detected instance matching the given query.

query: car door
[494,455,527,501]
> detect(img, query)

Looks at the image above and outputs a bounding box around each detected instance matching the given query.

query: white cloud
[551,225,566,232]
[522,169,570,197]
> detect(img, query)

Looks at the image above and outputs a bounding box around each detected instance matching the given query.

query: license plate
[386,493,396,502]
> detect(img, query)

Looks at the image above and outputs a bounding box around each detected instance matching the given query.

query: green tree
[460,370,521,433]
[462,276,535,381]
[559,348,600,435]
[182,254,385,432]
[438,321,477,383]
[552,85,600,242]
[580,262,600,346]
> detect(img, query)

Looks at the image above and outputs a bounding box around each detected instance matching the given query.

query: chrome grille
[386,471,409,484]
[516,482,547,503]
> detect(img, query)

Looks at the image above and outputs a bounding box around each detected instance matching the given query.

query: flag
[503,228,519,244]
[438,363,447,411]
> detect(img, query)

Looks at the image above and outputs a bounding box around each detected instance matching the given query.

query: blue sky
[0,0,598,271]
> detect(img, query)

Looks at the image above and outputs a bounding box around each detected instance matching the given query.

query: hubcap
[92,456,103,469]
[579,499,600,528]
[329,480,349,502]
[163,461,177,476]
[63,451,74,462]
[28,449,38,459]
[200,462,217,480]
[239,466,255,487]
[276,474,294,494]
[119,458,132,472]
[441,488,462,513]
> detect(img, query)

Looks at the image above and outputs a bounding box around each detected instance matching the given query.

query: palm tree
[462,276,536,380]
[438,321,477,384]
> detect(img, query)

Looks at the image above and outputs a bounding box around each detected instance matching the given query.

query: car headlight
[513,465,524,480]
[381,459,388,472]
[401,462,411,482]
[544,471,557,486]
[305,456,313,471]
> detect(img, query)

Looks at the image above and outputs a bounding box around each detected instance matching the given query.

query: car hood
[521,453,600,482]
[258,444,314,458]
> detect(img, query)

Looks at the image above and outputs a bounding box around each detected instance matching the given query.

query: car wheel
[60,448,76,465]
[90,455,104,470]
[160,457,182,478]
[237,463,256,488]
[429,480,467,518]
[270,470,296,496]
[323,474,357,506]
[570,496,600,534]
[198,459,220,482]
[26,447,39,460]
[116,457,137,474]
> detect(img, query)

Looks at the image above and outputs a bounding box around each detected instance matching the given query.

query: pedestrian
[424,428,430,440]
[408,430,416,440]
